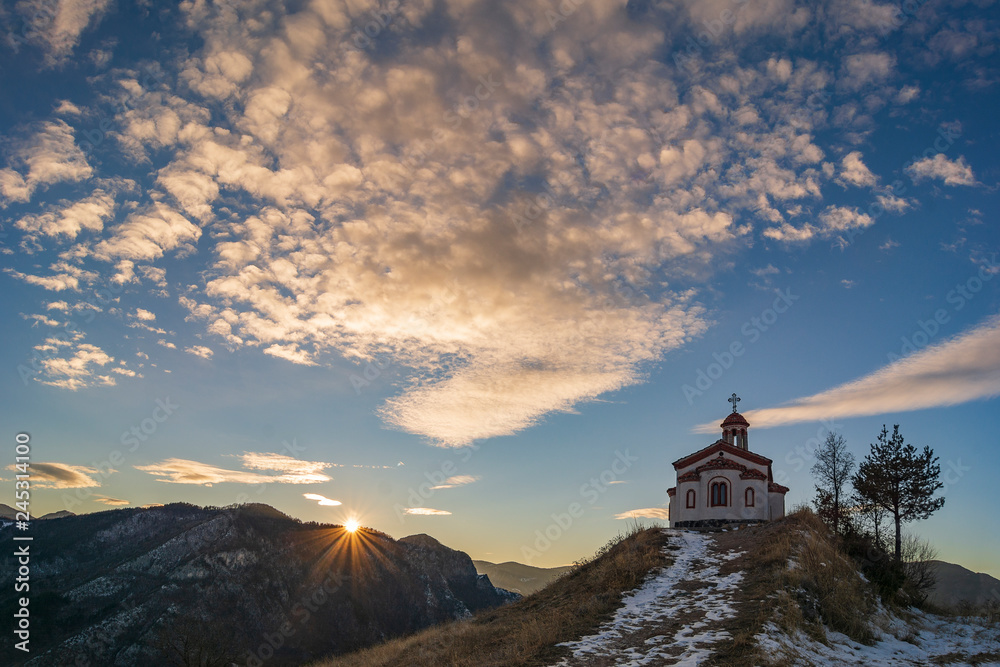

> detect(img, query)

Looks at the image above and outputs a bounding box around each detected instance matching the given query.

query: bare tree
[900,532,938,606]
[811,432,855,535]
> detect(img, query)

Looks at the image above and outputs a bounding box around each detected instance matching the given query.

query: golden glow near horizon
[344,519,361,533]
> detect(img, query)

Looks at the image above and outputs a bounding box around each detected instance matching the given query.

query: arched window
[745,487,755,507]
[710,480,728,507]
[686,489,696,509]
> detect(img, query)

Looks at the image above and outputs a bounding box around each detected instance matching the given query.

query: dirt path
[550,529,745,666]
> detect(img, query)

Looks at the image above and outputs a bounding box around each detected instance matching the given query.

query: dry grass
[309,525,671,667]
[708,508,875,666]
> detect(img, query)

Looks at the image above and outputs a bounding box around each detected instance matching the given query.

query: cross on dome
[729,392,741,413]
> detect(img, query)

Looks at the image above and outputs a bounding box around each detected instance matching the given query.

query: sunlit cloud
[695,315,1000,432]
[905,154,976,186]
[13,0,113,66]
[32,342,120,390]
[184,345,214,359]
[303,493,342,506]
[404,508,452,516]
[135,452,334,485]
[4,0,974,447]
[614,508,670,520]
[94,496,130,506]
[0,120,92,204]
[430,475,480,490]
[6,462,103,489]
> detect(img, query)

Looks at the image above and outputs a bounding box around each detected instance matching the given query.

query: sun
[344,519,361,533]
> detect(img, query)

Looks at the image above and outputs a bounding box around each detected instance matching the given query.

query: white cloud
[841,52,894,90]
[15,190,114,239]
[876,193,912,213]
[93,203,201,262]
[896,85,920,104]
[817,205,874,233]
[0,120,92,204]
[614,508,670,520]
[838,151,876,187]
[33,341,118,390]
[185,345,213,359]
[430,475,480,490]
[695,315,1000,431]
[136,452,333,485]
[905,154,977,186]
[303,493,342,506]
[134,308,156,321]
[94,496,130,506]
[404,507,452,516]
[5,0,960,448]
[15,0,112,65]
[7,462,103,489]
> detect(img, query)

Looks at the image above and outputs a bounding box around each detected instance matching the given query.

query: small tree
[811,432,855,535]
[853,425,945,562]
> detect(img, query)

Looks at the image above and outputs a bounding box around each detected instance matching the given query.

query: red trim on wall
[672,441,773,469]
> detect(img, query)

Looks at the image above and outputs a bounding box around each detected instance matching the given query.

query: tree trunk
[833,488,839,535]
[894,515,902,562]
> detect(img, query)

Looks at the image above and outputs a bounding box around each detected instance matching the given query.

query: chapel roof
[671,439,772,469]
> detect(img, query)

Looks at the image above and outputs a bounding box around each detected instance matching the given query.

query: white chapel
[668,394,788,527]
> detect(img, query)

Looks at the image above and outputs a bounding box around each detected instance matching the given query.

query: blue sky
[1,0,998,576]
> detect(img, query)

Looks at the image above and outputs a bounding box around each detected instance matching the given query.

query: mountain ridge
[0,502,515,666]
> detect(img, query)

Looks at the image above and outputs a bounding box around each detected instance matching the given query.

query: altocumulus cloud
[695,314,1000,432]
[4,0,986,446]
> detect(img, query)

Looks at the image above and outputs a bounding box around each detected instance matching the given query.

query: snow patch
[550,529,745,666]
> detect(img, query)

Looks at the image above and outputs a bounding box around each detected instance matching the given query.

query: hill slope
[472,560,574,596]
[927,560,1000,609]
[315,510,1000,666]
[0,503,513,666]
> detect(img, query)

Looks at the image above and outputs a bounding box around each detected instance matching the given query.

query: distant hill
[473,560,574,595]
[928,560,1000,609]
[0,502,515,666]
[0,505,76,522]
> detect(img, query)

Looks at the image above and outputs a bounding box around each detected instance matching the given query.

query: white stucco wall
[670,454,773,525]
[768,491,786,520]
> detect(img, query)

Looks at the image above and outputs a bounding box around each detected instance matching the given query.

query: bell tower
[721,393,750,450]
